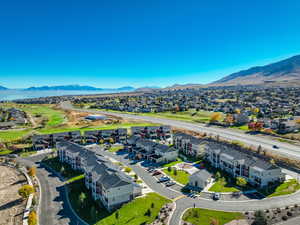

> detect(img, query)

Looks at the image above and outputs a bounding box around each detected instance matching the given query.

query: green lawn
[0,149,13,155]
[19,104,65,127]
[182,208,244,225]
[38,122,158,134]
[109,145,124,152]
[42,156,83,180]
[0,129,33,142]
[19,150,37,157]
[161,158,183,168]
[162,168,190,185]
[262,179,300,198]
[96,193,171,225]
[209,179,240,192]
[231,125,249,131]
[94,108,220,124]
[68,178,111,224]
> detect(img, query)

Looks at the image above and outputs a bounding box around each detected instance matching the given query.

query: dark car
[152,170,162,176]
[273,145,279,149]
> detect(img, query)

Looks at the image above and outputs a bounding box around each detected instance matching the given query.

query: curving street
[61,101,300,161]
[17,156,86,225]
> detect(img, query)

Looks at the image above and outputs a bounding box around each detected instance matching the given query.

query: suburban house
[129,137,178,163]
[205,143,285,187]
[173,132,207,157]
[32,131,82,149]
[84,128,128,143]
[189,169,212,190]
[131,126,171,139]
[57,141,142,211]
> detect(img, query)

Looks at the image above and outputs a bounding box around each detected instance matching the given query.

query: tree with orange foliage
[28,167,36,177]
[248,122,263,131]
[28,210,37,225]
[210,112,222,123]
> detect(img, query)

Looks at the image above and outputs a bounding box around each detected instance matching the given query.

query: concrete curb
[35,174,42,225]
[167,202,177,225]
[21,168,33,225]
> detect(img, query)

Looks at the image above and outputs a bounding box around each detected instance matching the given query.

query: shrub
[236,177,247,187]
[28,210,37,225]
[253,210,267,225]
[18,185,34,199]
[125,167,132,173]
[282,215,288,221]
[28,167,36,177]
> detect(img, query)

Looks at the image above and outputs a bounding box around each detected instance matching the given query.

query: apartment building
[57,141,141,211]
[205,143,285,187]
[173,132,206,157]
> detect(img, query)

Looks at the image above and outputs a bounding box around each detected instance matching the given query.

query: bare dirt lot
[0,166,27,225]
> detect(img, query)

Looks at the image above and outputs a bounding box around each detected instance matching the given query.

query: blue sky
[1,0,300,88]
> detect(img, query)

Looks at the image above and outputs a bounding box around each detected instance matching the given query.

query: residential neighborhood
[0,107,28,129]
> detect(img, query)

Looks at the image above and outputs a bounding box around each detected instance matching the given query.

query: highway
[61,101,300,161]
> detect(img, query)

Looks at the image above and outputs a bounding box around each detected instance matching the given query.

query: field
[0,103,159,155]
[182,208,244,225]
[94,107,220,124]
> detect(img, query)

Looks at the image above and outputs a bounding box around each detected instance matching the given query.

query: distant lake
[0,89,126,101]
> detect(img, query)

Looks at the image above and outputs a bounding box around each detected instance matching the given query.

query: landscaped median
[182,208,245,225]
[261,179,300,198]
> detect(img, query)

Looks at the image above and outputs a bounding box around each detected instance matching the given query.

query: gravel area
[0,165,27,225]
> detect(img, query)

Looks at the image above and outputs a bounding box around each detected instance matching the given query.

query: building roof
[191,169,212,181]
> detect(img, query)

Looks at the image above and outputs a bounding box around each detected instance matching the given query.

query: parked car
[146,167,155,171]
[165,181,176,187]
[152,170,162,176]
[158,176,170,183]
[273,145,279,149]
[188,193,197,198]
[147,168,155,173]
[213,193,220,200]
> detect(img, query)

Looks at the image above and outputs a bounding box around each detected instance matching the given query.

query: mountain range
[1,54,300,92]
[212,54,300,86]
[24,85,135,92]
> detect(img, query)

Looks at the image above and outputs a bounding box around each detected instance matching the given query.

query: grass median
[182,208,245,225]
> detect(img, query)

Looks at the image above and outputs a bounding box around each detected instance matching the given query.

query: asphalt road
[18,156,86,225]
[61,101,300,161]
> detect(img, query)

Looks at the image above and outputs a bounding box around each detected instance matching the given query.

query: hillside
[0,85,8,90]
[212,55,300,86]
[25,85,135,92]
